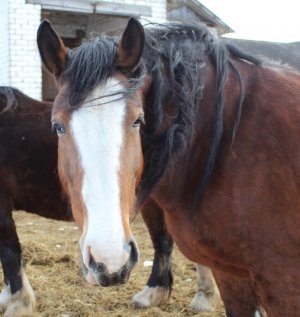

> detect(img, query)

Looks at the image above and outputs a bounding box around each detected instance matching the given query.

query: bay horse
[0,87,71,317]
[0,87,217,315]
[36,18,300,316]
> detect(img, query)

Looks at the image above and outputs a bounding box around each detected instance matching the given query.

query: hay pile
[0,212,225,317]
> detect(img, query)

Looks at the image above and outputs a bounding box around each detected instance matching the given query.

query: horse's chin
[82,240,139,287]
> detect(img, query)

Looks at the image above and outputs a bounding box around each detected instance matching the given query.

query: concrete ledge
[26,0,151,16]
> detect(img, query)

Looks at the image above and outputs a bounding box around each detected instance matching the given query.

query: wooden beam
[26,0,93,13]
[26,0,151,16]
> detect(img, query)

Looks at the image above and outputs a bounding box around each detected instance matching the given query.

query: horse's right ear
[37,20,67,76]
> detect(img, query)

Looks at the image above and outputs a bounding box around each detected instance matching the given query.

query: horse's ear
[116,18,145,71]
[37,20,67,76]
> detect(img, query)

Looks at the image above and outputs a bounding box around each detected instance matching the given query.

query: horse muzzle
[82,240,139,287]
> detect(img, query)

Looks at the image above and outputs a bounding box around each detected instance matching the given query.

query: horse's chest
[163,211,204,262]
[163,209,249,276]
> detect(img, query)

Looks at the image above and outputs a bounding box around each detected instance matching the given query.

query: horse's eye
[132,115,145,128]
[52,122,66,135]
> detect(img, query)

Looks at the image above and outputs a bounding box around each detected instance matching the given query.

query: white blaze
[71,78,128,273]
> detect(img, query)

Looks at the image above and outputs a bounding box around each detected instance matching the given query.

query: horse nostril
[120,267,128,281]
[96,262,106,272]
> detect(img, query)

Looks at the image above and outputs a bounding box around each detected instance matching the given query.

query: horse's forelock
[64,37,117,109]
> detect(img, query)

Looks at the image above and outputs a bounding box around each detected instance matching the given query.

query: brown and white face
[37,19,145,286]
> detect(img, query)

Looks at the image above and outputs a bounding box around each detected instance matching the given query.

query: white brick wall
[0,0,42,98]
[8,0,42,99]
[0,0,10,86]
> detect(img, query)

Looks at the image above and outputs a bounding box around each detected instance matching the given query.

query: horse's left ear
[116,18,145,71]
[37,20,67,76]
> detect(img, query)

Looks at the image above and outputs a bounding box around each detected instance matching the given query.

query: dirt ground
[0,211,226,317]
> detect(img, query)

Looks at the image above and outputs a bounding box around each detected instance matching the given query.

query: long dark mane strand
[192,42,228,210]
[192,43,261,209]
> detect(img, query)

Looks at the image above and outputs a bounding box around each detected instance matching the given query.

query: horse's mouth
[82,240,139,287]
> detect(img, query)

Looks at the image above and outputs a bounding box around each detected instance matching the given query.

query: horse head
[37,18,145,286]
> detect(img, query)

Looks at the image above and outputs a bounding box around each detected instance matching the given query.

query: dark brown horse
[37,18,300,316]
[132,36,300,312]
[0,87,71,317]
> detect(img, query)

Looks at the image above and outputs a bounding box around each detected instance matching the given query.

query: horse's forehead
[86,78,124,100]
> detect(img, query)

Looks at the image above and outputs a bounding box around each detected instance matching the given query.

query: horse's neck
[17,95,52,114]
[149,59,257,212]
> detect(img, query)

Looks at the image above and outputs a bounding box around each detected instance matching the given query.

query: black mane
[137,23,261,208]
[0,86,18,112]
[62,22,261,209]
